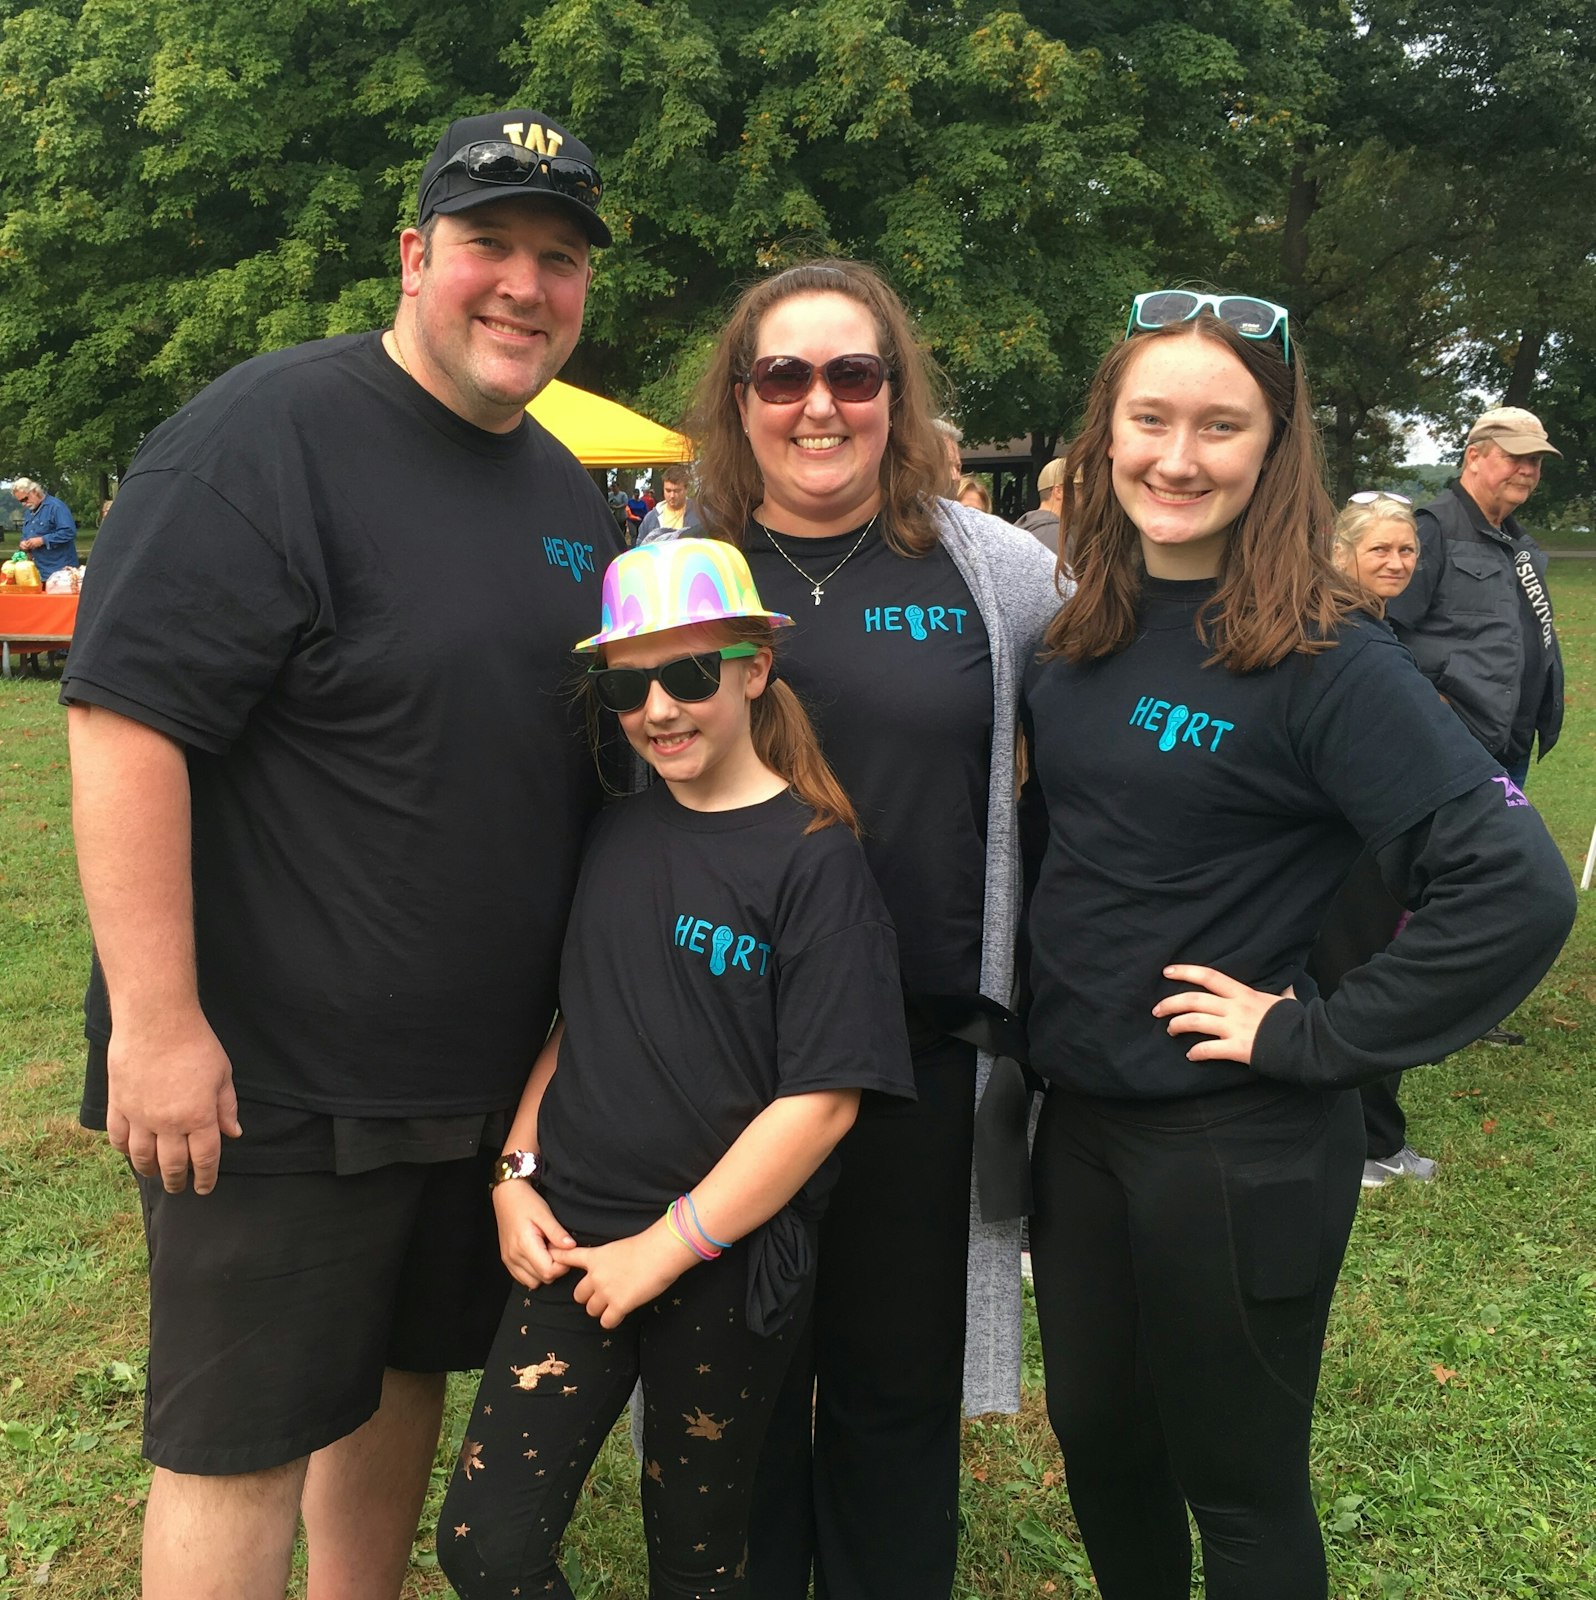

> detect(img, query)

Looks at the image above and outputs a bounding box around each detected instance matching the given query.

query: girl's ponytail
[750,678,858,835]
[720,619,858,835]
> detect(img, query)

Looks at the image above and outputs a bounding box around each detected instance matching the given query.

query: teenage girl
[1020,291,1574,1598]
[437,538,914,1599]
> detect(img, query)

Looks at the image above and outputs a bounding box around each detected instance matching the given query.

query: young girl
[437,538,914,1599]
[1021,292,1574,1598]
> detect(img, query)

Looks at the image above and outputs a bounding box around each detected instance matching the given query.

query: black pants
[747,1038,976,1600]
[1358,1075,1406,1160]
[439,1244,808,1599]
[1030,1081,1363,1600]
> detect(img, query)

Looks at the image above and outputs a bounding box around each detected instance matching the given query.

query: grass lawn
[2,567,1594,1597]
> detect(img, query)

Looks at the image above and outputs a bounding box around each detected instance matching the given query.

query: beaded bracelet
[665,1199,719,1262]
[683,1192,733,1252]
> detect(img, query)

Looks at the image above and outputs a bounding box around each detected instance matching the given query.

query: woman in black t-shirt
[683,259,1059,1600]
[1021,295,1573,1599]
[437,539,914,1600]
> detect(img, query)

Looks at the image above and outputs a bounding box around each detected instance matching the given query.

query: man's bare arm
[68,704,241,1193]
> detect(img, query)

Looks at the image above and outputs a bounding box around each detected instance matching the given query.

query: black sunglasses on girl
[588,645,759,713]
[745,354,889,405]
[418,141,604,217]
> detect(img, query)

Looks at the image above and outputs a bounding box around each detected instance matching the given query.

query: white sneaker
[1361,1146,1438,1188]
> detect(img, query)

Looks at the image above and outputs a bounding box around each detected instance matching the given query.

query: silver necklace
[757,513,879,606]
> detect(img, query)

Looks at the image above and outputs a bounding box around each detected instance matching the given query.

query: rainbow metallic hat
[575,537,794,652]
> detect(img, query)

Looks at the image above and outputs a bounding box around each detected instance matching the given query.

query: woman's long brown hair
[1049,316,1363,670]
[686,260,950,557]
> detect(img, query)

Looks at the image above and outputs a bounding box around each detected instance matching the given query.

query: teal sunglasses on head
[1126,290,1291,365]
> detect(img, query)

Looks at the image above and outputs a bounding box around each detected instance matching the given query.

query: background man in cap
[62,109,619,1599]
[1386,406,1564,787]
[1014,457,1068,554]
[1384,406,1564,1047]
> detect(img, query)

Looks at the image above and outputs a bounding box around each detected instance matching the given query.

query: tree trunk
[1025,429,1061,509]
[1332,400,1359,505]
[1282,146,1319,291]
[1503,325,1547,409]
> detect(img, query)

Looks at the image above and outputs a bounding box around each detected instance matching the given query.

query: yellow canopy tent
[526,378,691,467]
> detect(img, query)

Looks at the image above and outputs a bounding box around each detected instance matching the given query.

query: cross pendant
[811,583,824,605]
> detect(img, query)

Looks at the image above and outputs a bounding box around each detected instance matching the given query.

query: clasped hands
[494,1181,694,1330]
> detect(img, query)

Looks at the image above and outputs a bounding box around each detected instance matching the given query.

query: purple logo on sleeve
[1490,774,1530,808]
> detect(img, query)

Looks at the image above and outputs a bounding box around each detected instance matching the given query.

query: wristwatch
[490,1149,543,1188]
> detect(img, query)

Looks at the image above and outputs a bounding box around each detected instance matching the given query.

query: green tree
[0,0,528,495]
[1321,0,1596,504]
[511,0,1329,466]
[5,0,1590,519]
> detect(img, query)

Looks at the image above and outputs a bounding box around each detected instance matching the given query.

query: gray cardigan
[932,500,1065,1414]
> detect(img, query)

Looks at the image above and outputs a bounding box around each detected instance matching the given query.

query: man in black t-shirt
[62,109,619,1599]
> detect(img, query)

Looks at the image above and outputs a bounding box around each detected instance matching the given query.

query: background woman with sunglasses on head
[1310,492,1436,1187]
[1020,293,1574,1598]
[438,539,914,1598]
[679,259,1060,1600]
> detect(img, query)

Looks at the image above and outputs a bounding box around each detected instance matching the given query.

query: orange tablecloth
[0,591,79,645]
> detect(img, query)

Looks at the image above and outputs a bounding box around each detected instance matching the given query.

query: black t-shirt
[538,785,916,1237]
[1023,577,1499,1100]
[743,522,993,998]
[63,331,622,1120]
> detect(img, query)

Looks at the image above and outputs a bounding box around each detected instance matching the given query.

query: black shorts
[138,1153,511,1475]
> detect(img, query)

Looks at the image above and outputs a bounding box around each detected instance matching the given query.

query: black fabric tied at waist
[744,1202,816,1336]
[743,1154,838,1335]
[907,991,1039,1225]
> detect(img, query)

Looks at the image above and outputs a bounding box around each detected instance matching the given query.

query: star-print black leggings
[438,1239,810,1599]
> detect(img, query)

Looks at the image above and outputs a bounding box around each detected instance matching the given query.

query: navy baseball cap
[416,109,612,247]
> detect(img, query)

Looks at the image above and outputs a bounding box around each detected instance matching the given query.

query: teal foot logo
[1127,694,1235,753]
[672,913,773,977]
[1158,705,1190,752]
[905,604,928,641]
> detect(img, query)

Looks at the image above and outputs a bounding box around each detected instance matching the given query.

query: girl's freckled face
[1108,334,1273,579]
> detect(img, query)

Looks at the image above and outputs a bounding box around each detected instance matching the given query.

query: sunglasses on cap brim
[1126,291,1292,365]
[588,644,760,714]
[419,141,603,217]
[743,354,889,405]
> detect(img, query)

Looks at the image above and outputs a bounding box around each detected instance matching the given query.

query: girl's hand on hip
[493,1180,575,1288]
[1154,965,1296,1066]
[552,1222,696,1329]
